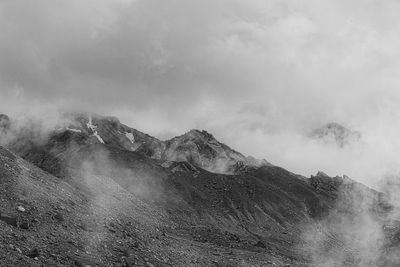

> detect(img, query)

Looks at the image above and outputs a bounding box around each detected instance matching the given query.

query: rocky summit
[0,113,399,266]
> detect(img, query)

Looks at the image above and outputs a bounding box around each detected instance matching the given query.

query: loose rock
[16,206,25,212]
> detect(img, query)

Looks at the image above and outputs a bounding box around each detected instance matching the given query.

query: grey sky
[2,0,400,186]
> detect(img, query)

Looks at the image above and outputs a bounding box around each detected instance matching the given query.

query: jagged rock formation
[310,122,361,147]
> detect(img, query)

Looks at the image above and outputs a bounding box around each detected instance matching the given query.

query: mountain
[162,129,270,174]
[0,112,399,266]
[309,122,361,147]
[7,113,268,175]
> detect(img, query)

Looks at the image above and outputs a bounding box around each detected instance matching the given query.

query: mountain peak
[164,128,268,174]
[310,122,361,147]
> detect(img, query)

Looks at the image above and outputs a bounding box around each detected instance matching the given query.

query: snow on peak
[86,115,97,132]
[93,131,105,144]
[66,127,82,133]
[86,115,105,144]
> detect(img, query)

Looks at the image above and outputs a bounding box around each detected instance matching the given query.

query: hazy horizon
[2,0,400,187]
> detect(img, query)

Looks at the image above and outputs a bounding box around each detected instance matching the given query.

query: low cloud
[2,0,400,185]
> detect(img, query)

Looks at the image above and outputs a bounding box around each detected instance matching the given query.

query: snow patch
[125,132,135,143]
[86,115,105,144]
[93,131,105,144]
[86,116,97,132]
[66,127,82,133]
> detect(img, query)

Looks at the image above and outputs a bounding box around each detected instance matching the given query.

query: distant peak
[310,122,361,147]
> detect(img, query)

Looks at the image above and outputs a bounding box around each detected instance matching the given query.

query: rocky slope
[0,113,399,266]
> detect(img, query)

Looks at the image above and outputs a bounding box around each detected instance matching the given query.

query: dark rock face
[310,122,361,147]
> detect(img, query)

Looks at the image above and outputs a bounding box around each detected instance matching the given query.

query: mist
[3,0,400,186]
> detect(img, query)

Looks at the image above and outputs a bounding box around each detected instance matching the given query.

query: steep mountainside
[0,113,399,266]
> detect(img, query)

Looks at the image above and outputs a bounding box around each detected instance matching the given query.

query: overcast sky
[3,0,400,186]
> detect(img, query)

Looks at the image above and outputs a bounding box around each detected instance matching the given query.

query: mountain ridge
[0,112,399,266]
[1,112,269,175]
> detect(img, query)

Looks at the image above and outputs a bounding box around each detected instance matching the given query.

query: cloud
[2,0,400,185]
